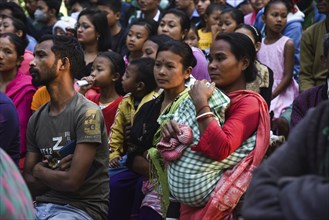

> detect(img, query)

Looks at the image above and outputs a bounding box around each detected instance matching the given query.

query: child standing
[257,0,298,119]
[79,51,125,133]
[109,57,158,169]
[124,19,156,65]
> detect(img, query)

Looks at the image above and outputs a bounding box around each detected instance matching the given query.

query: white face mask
[34,9,48,23]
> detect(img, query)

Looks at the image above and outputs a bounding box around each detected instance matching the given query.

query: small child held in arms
[109,57,158,171]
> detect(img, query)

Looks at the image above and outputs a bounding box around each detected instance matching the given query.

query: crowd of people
[0,0,328,219]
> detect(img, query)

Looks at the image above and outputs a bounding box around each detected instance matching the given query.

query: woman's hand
[189,80,215,110]
[161,120,181,140]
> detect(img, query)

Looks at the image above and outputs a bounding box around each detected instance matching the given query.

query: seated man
[291,33,329,129]
[299,0,329,91]
[23,35,109,220]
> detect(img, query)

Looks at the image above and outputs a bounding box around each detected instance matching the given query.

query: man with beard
[23,35,110,220]
[34,0,61,37]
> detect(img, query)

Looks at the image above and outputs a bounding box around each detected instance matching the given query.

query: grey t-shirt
[27,92,109,219]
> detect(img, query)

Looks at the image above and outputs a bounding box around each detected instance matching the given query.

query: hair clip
[249,25,259,37]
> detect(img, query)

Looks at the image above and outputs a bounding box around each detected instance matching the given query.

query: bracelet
[197,114,214,123]
[196,112,214,121]
[196,105,210,115]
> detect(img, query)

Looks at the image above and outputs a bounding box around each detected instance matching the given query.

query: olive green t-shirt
[27,92,109,219]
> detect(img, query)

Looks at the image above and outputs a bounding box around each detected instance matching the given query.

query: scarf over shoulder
[178,90,270,220]
[6,72,36,154]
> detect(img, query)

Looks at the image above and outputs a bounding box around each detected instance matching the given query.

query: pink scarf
[6,72,36,154]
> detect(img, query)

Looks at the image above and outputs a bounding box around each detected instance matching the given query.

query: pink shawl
[6,72,36,155]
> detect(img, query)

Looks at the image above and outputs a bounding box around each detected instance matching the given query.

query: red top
[191,93,260,161]
[88,94,123,134]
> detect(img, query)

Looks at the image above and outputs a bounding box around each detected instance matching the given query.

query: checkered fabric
[159,88,257,207]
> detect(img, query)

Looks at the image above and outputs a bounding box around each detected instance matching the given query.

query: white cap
[52,16,77,34]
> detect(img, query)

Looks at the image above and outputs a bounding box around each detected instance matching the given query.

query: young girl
[198,3,224,55]
[158,9,210,81]
[79,51,125,133]
[218,7,244,33]
[235,24,274,109]
[142,34,174,59]
[257,0,298,119]
[124,19,155,65]
[126,40,196,219]
[0,16,34,75]
[184,25,200,48]
[109,41,196,219]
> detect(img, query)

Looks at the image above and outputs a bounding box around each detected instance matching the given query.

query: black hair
[77,8,112,51]
[68,0,91,9]
[187,24,199,39]
[264,0,291,16]
[0,2,40,40]
[161,8,190,34]
[323,33,329,58]
[148,34,174,46]
[205,3,225,16]
[237,0,251,9]
[156,40,197,70]
[220,8,244,25]
[39,35,85,79]
[128,19,158,37]
[1,16,29,48]
[297,0,312,11]
[97,51,126,95]
[40,0,62,17]
[0,32,27,58]
[235,24,262,43]
[129,58,157,93]
[214,32,257,83]
[97,0,122,13]
[0,2,27,24]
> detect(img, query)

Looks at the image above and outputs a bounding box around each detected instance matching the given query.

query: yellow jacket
[108,91,158,160]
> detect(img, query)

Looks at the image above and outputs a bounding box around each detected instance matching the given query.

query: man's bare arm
[32,142,97,192]
[23,152,50,198]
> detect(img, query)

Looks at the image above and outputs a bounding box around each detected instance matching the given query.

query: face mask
[34,9,48,23]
